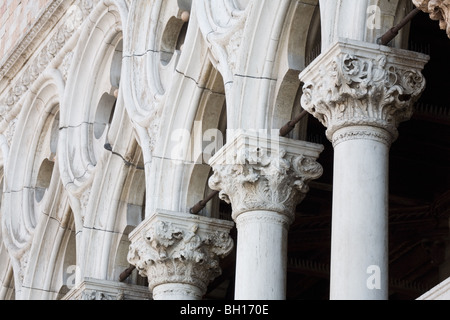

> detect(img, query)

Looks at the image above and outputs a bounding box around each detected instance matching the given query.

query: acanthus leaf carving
[300,39,429,144]
[209,146,323,223]
[194,0,252,83]
[127,213,234,294]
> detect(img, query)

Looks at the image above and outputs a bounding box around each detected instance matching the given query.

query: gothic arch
[20,194,76,300]
[59,0,127,203]
[1,69,65,298]
[122,0,231,216]
[110,138,146,285]
[194,0,321,132]
[79,101,144,281]
[55,0,147,285]
[181,67,227,218]
[151,15,231,216]
[270,0,320,137]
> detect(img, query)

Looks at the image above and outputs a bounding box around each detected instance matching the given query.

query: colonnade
[127,39,428,300]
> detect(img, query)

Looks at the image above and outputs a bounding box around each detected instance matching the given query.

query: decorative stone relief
[127,211,234,295]
[4,119,17,146]
[208,131,324,222]
[299,39,429,144]
[0,0,68,81]
[194,0,252,82]
[0,0,100,135]
[121,0,179,154]
[60,52,75,81]
[413,0,450,38]
[62,278,151,300]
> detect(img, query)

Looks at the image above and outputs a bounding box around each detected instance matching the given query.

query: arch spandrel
[193,0,319,131]
[122,0,227,215]
[270,0,320,135]
[121,0,195,142]
[58,0,152,283]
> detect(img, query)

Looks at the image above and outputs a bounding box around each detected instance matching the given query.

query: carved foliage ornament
[0,1,99,124]
[194,0,251,82]
[127,220,234,292]
[300,42,428,142]
[413,0,450,37]
[208,147,323,222]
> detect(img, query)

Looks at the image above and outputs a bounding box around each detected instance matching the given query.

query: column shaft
[299,39,429,300]
[234,211,290,300]
[127,210,234,300]
[330,127,389,299]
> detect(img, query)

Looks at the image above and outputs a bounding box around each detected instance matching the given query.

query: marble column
[127,210,234,300]
[208,130,324,300]
[299,38,429,299]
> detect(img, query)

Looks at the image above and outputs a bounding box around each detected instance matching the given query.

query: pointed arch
[20,194,76,300]
[1,68,65,298]
[59,0,128,200]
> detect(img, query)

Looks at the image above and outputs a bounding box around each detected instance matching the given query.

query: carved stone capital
[208,130,324,222]
[299,39,429,144]
[127,211,234,295]
[413,0,450,38]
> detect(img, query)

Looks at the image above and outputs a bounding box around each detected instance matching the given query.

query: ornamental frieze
[208,130,324,222]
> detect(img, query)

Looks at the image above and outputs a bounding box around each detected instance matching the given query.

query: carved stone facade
[62,278,151,300]
[300,39,429,300]
[127,211,234,300]
[300,39,429,145]
[0,0,449,301]
[208,130,323,299]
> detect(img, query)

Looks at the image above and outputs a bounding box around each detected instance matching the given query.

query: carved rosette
[127,211,234,295]
[413,0,450,37]
[208,131,324,222]
[300,39,429,146]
